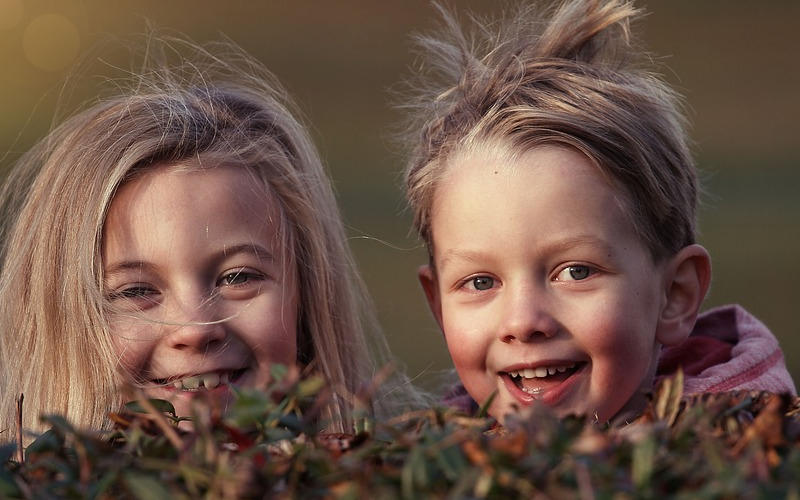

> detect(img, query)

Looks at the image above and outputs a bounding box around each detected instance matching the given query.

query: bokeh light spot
[0,0,24,30]
[22,14,81,72]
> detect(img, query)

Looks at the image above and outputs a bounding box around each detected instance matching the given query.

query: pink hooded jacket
[656,304,796,395]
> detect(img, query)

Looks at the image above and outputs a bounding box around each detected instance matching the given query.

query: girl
[0,35,416,441]
[397,0,795,424]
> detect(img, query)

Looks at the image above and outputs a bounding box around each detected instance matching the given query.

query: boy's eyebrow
[436,236,616,273]
[436,249,491,274]
[540,236,616,258]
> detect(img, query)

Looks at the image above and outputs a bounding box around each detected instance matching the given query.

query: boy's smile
[504,361,582,397]
[419,144,683,423]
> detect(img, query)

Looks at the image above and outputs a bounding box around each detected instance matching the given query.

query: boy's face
[420,144,677,423]
[102,162,299,420]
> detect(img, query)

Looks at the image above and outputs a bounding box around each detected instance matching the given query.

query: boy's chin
[490,393,645,427]
[607,391,650,425]
[485,395,543,424]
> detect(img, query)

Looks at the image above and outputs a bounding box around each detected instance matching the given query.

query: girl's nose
[165,293,226,350]
[497,285,558,343]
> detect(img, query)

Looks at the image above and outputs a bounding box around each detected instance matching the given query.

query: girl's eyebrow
[220,243,275,262]
[103,260,153,277]
[104,244,276,277]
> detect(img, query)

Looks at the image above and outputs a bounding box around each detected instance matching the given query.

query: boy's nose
[497,286,558,343]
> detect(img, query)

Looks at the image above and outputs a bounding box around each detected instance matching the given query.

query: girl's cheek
[109,326,150,372]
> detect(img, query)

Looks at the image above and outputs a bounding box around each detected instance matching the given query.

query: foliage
[2,370,799,500]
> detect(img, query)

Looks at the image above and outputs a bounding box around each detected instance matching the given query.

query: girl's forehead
[121,160,265,196]
[103,161,290,260]
[108,161,281,227]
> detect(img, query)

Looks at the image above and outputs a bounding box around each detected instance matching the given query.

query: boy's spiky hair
[400,0,697,262]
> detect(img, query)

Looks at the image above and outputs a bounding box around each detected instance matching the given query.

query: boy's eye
[555,265,594,282]
[469,276,495,291]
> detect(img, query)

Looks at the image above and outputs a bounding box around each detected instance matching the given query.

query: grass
[2,369,799,499]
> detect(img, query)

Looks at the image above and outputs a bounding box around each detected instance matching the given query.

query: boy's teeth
[509,363,576,379]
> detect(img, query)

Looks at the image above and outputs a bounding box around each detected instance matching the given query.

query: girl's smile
[102,161,299,419]
[157,370,244,391]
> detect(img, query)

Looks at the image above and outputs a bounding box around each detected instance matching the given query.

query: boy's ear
[418,264,444,330]
[656,244,712,347]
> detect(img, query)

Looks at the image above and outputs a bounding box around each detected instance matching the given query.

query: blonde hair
[400,0,698,262]
[0,35,411,440]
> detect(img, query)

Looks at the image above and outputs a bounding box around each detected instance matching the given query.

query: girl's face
[102,162,298,419]
[419,145,677,424]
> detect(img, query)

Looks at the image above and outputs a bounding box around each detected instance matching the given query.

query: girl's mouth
[153,369,246,392]
[505,363,581,395]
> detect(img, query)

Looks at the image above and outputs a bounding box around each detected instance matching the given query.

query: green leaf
[125,398,177,417]
[270,363,289,381]
[124,471,174,500]
[476,391,497,419]
[632,434,656,491]
[24,428,64,455]
[0,468,22,497]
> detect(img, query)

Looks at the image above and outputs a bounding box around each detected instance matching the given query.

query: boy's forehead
[446,142,596,182]
[431,143,652,256]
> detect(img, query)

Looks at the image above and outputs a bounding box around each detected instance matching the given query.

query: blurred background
[1,0,797,390]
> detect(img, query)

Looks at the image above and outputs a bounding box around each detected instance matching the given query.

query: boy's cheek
[445,329,493,382]
[442,328,470,362]
[440,313,484,350]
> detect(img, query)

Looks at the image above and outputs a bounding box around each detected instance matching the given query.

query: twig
[15,393,23,464]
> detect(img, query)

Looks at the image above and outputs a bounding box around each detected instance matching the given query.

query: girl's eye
[219,269,264,287]
[110,285,157,300]
[468,276,495,291]
[555,265,595,282]
[106,284,161,311]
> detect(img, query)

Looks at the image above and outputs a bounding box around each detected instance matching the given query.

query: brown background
[1,0,798,389]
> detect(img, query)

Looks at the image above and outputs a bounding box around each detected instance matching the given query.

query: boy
[399,0,796,423]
